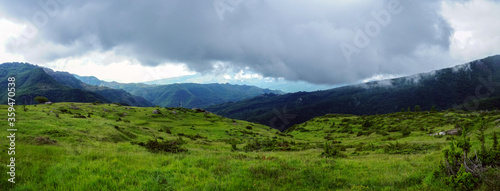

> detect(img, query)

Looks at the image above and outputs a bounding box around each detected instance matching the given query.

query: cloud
[442,0,500,62]
[0,0,486,85]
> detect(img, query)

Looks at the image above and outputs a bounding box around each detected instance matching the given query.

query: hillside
[0,63,109,104]
[206,55,500,131]
[75,75,284,108]
[1,103,498,190]
[42,68,152,107]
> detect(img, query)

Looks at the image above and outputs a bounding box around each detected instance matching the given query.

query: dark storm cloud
[0,0,457,85]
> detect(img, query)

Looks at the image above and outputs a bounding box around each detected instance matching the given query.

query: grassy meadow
[1,103,499,190]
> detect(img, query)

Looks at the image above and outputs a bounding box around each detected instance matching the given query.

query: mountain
[42,68,152,107]
[75,75,284,108]
[0,62,109,104]
[206,55,500,131]
[0,62,152,106]
[143,73,338,93]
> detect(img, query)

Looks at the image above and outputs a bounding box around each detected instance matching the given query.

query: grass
[1,103,499,190]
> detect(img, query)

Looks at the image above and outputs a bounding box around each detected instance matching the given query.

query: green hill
[42,68,153,107]
[0,63,109,104]
[0,62,152,107]
[206,55,500,131]
[1,103,499,190]
[75,74,284,108]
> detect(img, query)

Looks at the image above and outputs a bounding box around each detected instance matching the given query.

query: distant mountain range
[206,55,500,131]
[143,73,338,93]
[0,62,284,108]
[75,75,283,108]
[3,55,500,131]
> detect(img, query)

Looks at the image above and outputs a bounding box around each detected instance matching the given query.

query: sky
[0,0,499,85]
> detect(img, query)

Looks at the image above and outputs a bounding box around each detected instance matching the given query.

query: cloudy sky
[0,0,499,85]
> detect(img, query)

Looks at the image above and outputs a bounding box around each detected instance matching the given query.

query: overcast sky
[0,0,499,84]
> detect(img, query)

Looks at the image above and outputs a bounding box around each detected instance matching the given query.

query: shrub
[243,138,291,151]
[401,129,411,137]
[246,126,252,130]
[483,168,500,190]
[229,142,238,151]
[321,142,346,158]
[415,105,421,112]
[446,165,477,191]
[324,134,334,140]
[131,137,187,153]
[376,131,389,136]
[34,96,49,104]
[356,131,364,137]
[362,119,372,130]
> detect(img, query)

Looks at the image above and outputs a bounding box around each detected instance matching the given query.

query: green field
[1,103,499,190]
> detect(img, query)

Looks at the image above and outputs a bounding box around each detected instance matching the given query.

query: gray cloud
[0,0,461,85]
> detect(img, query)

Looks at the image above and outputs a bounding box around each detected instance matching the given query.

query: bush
[401,129,411,137]
[34,96,49,104]
[243,138,291,151]
[321,142,346,158]
[483,168,500,190]
[131,137,187,153]
[446,165,477,191]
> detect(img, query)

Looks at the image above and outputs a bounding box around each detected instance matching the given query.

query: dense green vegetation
[1,103,499,190]
[0,63,108,105]
[42,67,153,107]
[0,63,152,106]
[207,55,500,131]
[75,75,284,108]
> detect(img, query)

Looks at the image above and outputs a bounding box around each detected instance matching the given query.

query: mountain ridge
[75,75,285,108]
[206,55,500,131]
[0,62,110,104]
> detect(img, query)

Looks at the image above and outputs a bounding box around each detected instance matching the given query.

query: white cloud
[361,74,402,83]
[0,1,498,86]
[45,51,195,83]
[0,19,26,63]
[233,70,263,80]
[442,0,500,62]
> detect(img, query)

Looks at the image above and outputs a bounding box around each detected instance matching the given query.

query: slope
[43,68,152,107]
[0,62,109,104]
[1,103,498,190]
[206,55,500,131]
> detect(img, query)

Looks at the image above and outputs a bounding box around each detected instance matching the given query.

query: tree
[414,105,421,112]
[34,96,49,104]
[430,105,436,113]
